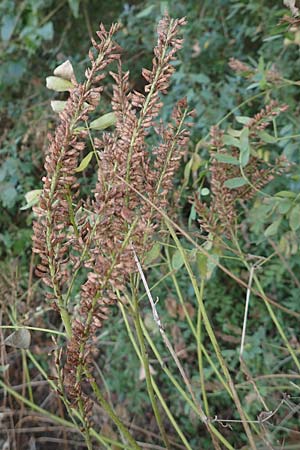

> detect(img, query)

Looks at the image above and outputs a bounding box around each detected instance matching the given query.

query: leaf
[197,253,208,279]
[53,60,75,81]
[136,4,155,18]
[227,127,242,137]
[183,158,192,187]
[236,116,251,125]
[223,134,240,147]
[239,127,250,167]
[5,328,31,349]
[224,177,247,189]
[1,15,16,41]
[275,190,297,199]
[172,250,184,270]
[68,0,80,17]
[46,76,74,92]
[139,364,156,381]
[191,153,202,171]
[289,204,300,231]
[277,199,292,215]
[20,189,42,210]
[75,152,94,172]
[37,22,54,41]
[214,153,240,165]
[89,112,116,130]
[0,182,18,208]
[50,100,67,113]
[201,253,219,280]
[257,130,277,144]
[264,218,281,237]
[144,243,161,265]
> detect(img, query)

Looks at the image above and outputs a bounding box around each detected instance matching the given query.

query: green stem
[21,350,33,403]
[119,302,194,450]
[89,377,142,450]
[167,223,258,450]
[197,280,209,416]
[132,291,171,450]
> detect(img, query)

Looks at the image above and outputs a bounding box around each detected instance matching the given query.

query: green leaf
[224,177,247,189]
[227,127,242,137]
[20,189,42,210]
[191,153,202,171]
[257,130,277,143]
[277,199,292,215]
[144,243,161,265]
[0,182,17,208]
[223,134,240,147]
[46,76,74,92]
[198,252,219,280]
[289,204,300,231]
[136,4,155,18]
[37,22,54,41]
[183,158,193,187]
[236,116,251,125]
[68,0,80,17]
[75,152,94,172]
[264,218,281,237]
[1,15,16,41]
[275,190,297,199]
[172,250,184,270]
[214,153,240,165]
[239,127,250,167]
[197,253,207,279]
[89,112,116,130]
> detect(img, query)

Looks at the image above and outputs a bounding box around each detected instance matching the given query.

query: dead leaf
[139,364,157,381]
[165,297,178,318]
[5,328,31,349]
[178,302,195,320]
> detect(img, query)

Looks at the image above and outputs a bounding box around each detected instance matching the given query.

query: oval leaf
[289,204,300,231]
[239,128,250,167]
[275,190,297,199]
[264,218,281,237]
[278,199,292,215]
[75,152,94,172]
[224,177,247,189]
[46,76,74,92]
[257,130,277,144]
[89,112,116,130]
[144,243,161,265]
[172,250,184,270]
[5,328,31,349]
[214,153,240,165]
[236,116,251,125]
[223,134,240,147]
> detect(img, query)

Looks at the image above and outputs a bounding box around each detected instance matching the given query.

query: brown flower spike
[33,15,193,415]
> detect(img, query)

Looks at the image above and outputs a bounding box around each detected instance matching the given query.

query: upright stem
[89,376,142,450]
[132,289,171,450]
